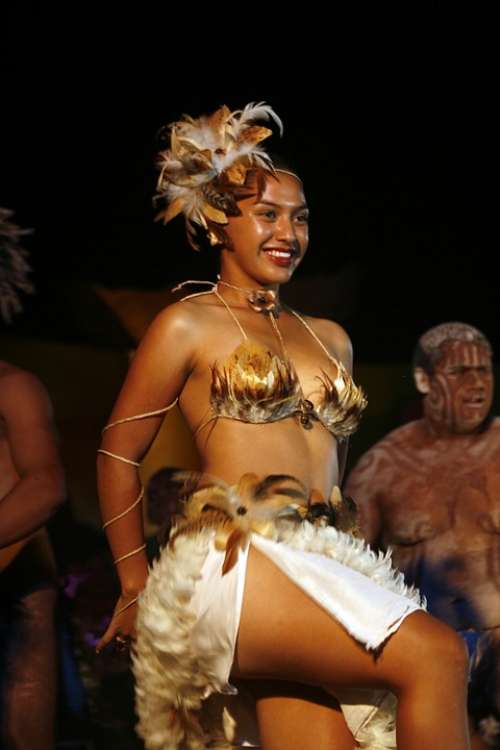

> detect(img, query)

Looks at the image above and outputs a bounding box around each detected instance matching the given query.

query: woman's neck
[216,273,281,315]
[217,271,280,302]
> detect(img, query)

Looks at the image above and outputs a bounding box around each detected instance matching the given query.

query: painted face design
[425,341,494,433]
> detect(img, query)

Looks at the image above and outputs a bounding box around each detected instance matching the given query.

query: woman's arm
[96,302,199,651]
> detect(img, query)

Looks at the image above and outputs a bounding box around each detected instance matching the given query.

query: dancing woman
[97,103,470,750]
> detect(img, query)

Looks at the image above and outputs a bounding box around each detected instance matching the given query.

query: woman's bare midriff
[193,417,339,498]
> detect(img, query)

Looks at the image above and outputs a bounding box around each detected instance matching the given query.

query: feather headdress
[0,208,33,323]
[155,102,283,249]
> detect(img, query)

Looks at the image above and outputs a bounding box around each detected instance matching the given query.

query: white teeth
[265,250,291,258]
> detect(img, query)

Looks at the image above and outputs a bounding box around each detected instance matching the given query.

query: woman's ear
[414,367,431,394]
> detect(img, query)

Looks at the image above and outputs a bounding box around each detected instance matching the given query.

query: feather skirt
[133,513,424,750]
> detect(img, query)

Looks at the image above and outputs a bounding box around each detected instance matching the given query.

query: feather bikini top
[97,279,367,550]
[177,279,367,441]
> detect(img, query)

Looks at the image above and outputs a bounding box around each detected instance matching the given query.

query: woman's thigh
[250,680,355,750]
[234,545,451,693]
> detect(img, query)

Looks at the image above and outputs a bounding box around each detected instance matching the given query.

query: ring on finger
[114,634,130,652]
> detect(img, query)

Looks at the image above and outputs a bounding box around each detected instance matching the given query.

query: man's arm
[344,446,388,548]
[315,317,354,486]
[0,369,66,548]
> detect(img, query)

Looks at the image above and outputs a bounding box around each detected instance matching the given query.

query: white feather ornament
[154,102,282,249]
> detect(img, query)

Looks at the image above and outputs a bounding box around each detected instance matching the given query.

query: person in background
[1,208,66,750]
[346,321,500,749]
[97,104,470,750]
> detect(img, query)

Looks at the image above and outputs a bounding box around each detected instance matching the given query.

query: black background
[2,5,497,361]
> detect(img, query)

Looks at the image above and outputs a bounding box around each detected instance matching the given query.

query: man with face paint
[345,321,500,749]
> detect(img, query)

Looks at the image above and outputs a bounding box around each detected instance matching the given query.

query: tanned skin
[346,339,497,750]
[0,361,66,750]
[97,174,470,750]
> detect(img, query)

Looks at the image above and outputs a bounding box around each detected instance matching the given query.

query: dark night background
[1,7,497,361]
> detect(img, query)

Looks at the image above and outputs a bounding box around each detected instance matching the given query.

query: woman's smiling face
[220,171,309,287]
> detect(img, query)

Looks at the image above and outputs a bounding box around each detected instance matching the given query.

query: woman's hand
[96,592,140,654]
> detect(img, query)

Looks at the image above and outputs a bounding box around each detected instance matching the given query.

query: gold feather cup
[316,359,368,440]
[210,341,303,424]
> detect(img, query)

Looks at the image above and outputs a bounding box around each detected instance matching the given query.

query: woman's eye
[258,210,277,220]
[296,213,309,224]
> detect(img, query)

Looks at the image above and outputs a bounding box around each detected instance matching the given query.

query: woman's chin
[257,259,297,285]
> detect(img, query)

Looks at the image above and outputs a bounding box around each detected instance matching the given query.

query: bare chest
[0,418,18,497]
[379,436,500,546]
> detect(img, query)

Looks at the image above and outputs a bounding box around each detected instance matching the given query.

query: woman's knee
[390,613,468,691]
[431,625,469,677]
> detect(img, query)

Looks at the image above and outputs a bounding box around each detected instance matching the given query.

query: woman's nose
[274,215,295,241]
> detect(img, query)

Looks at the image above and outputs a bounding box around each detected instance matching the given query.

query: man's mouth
[463,395,486,405]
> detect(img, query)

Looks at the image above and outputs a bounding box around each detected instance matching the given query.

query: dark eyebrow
[255,200,309,211]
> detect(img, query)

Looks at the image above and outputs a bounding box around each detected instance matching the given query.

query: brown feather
[201,202,228,225]
[235,473,260,501]
[309,488,325,506]
[160,196,185,224]
[222,529,246,575]
[201,183,238,214]
[169,509,232,547]
[207,105,231,133]
[236,125,272,146]
[225,162,248,185]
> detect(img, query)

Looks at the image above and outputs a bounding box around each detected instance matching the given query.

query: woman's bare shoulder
[144,294,218,344]
[292,311,353,369]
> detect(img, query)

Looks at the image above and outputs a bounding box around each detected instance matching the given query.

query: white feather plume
[228,101,284,137]
[155,102,283,248]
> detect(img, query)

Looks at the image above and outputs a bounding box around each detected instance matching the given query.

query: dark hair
[412,322,492,374]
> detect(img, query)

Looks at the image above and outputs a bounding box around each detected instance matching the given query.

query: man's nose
[466,368,486,387]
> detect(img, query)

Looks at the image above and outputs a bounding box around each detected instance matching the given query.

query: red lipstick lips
[262,247,294,267]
